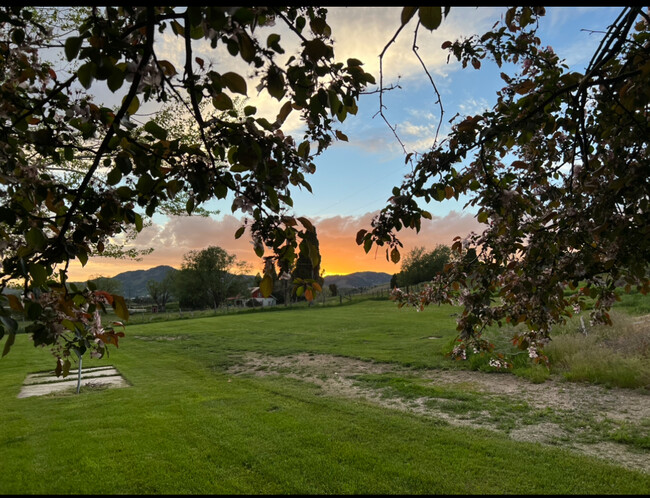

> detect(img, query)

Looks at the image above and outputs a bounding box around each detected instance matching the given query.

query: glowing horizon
[62,210,481,282]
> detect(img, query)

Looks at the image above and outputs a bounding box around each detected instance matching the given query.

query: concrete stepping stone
[18,365,129,398]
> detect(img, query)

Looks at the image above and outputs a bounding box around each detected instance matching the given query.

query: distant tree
[390,273,398,290]
[170,269,209,310]
[87,276,122,295]
[146,273,173,312]
[328,283,338,297]
[178,246,250,310]
[397,245,451,287]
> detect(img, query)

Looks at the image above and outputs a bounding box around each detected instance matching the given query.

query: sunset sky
[62,6,621,281]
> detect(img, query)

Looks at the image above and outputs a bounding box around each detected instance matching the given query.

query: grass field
[1,298,649,494]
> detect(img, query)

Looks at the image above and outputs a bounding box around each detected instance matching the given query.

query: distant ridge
[111,265,177,298]
[323,271,391,290]
[70,267,391,298]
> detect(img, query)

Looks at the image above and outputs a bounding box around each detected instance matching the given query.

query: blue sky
[66,6,625,280]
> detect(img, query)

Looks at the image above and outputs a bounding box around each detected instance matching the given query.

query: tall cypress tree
[292,228,324,286]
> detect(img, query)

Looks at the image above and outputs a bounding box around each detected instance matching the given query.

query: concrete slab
[18,365,129,398]
[24,367,120,385]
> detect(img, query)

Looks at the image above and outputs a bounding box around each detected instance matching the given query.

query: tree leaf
[111,294,129,321]
[335,130,348,142]
[418,7,442,31]
[298,217,314,232]
[2,332,16,358]
[29,262,48,287]
[125,95,140,116]
[213,93,233,111]
[144,120,169,140]
[77,62,95,89]
[221,71,247,95]
[65,36,82,61]
[401,7,418,25]
[107,67,124,92]
[276,101,293,125]
[260,274,273,297]
[7,295,23,312]
[391,247,401,264]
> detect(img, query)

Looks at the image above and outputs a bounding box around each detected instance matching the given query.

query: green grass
[1,300,649,493]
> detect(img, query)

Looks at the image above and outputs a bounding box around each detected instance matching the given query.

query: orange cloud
[64,210,480,281]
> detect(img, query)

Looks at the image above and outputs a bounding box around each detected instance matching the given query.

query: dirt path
[227,352,650,474]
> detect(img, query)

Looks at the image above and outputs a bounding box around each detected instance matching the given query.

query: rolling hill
[323,271,392,290]
[68,266,392,298]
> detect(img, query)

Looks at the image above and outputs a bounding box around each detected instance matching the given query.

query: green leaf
[221,72,247,95]
[212,93,233,111]
[363,237,373,254]
[418,7,442,31]
[65,36,82,61]
[1,315,18,335]
[2,332,16,358]
[390,248,401,264]
[303,39,329,61]
[297,217,314,232]
[276,101,293,125]
[112,294,129,321]
[144,121,168,140]
[107,67,124,92]
[77,249,88,267]
[238,31,255,62]
[297,141,310,159]
[29,262,48,287]
[134,213,143,232]
[126,95,140,115]
[77,62,95,89]
[234,226,246,239]
[106,167,122,186]
[401,7,418,25]
[26,227,46,251]
[295,285,305,297]
[266,67,286,100]
[477,211,489,223]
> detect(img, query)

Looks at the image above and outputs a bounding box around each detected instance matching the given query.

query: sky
[60,6,623,281]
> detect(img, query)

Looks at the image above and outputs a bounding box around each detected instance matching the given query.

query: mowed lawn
[1,300,649,494]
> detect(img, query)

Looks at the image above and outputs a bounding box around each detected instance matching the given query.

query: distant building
[249,287,277,307]
[226,287,277,308]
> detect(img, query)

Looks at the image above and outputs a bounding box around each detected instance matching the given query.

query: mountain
[112,265,177,298]
[74,267,391,298]
[323,271,392,290]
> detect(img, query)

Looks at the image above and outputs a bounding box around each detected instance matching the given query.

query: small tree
[291,225,324,301]
[328,283,338,297]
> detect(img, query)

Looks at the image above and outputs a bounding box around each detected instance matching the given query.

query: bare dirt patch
[227,352,650,474]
